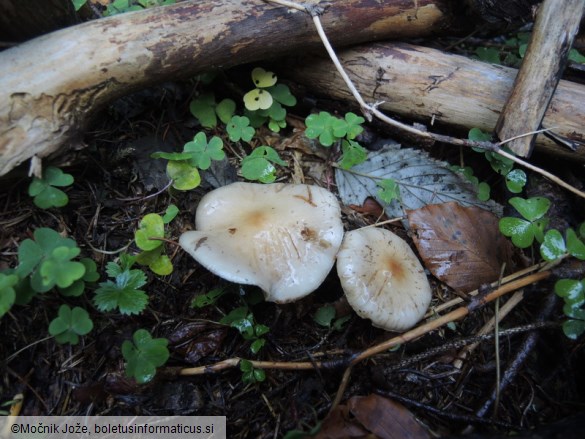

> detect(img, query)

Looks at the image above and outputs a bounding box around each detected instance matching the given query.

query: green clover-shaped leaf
[540,229,566,261]
[28,166,74,209]
[555,279,585,307]
[48,305,93,345]
[58,258,100,297]
[332,112,365,140]
[135,213,164,251]
[305,112,338,147]
[241,146,287,183]
[243,88,273,111]
[189,92,217,128]
[166,161,201,191]
[136,247,173,276]
[184,132,225,170]
[0,273,19,318]
[567,228,585,260]
[267,83,297,107]
[122,329,169,384]
[468,127,493,143]
[216,98,236,124]
[338,139,367,170]
[505,169,527,193]
[562,318,585,340]
[38,246,85,290]
[162,204,179,224]
[499,217,534,248]
[509,197,551,221]
[227,116,255,142]
[251,67,277,88]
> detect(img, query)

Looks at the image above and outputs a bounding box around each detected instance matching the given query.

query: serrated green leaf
[135,213,164,251]
[377,179,400,204]
[338,139,367,170]
[540,229,566,261]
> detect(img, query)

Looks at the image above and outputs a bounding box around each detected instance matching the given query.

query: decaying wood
[495,0,585,157]
[285,43,585,161]
[0,0,453,177]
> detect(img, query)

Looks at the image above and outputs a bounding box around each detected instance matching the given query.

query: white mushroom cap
[336,228,432,332]
[180,182,344,303]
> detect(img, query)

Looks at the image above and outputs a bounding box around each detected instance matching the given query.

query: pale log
[284,43,585,161]
[0,0,451,177]
[495,0,585,157]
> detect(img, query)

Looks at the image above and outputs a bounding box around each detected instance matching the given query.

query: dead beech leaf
[316,394,429,439]
[407,202,514,292]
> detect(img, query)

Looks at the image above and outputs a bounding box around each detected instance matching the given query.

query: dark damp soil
[2,56,585,438]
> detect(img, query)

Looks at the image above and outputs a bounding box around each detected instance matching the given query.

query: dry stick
[294,2,585,199]
[328,270,551,410]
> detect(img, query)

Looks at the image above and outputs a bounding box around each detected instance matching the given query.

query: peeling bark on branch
[0,0,452,177]
[285,43,585,161]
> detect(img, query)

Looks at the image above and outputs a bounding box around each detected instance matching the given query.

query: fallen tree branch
[0,0,453,177]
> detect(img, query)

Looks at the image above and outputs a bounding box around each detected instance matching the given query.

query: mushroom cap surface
[336,228,432,331]
[180,182,344,303]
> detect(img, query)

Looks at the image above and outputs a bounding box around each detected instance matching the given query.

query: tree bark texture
[495,0,585,157]
[284,42,585,161]
[0,0,453,177]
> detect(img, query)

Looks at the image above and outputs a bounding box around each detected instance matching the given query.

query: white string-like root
[267,0,585,199]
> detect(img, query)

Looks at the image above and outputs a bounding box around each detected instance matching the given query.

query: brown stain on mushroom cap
[384,257,406,282]
[245,210,267,228]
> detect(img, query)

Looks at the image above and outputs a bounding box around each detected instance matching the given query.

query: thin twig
[270,0,585,199]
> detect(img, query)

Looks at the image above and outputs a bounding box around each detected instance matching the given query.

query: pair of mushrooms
[180,183,432,332]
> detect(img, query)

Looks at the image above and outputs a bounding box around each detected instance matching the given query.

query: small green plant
[226,115,255,143]
[499,196,550,248]
[305,111,367,169]
[0,273,19,318]
[450,165,491,201]
[103,0,175,16]
[152,134,225,190]
[122,328,170,384]
[241,146,288,183]
[239,359,266,384]
[48,304,94,345]
[28,166,74,209]
[191,286,227,308]
[134,205,178,275]
[94,254,149,315]
[313,304,351,331]
[555,278,585,340]
[243,68,297,132]
[220,306,270,354]
[468,128,527,194]
[190,93,236,129]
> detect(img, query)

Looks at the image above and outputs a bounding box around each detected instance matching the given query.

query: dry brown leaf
[407,202,514,292]
[316,394,429,439]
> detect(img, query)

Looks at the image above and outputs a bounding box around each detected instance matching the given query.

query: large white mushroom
[179,182,344,303]
[336,228,432,332]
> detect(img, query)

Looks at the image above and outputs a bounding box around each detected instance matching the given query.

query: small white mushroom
[336,228,432,332]
[180,182,344,303]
